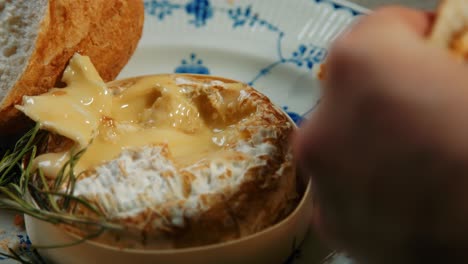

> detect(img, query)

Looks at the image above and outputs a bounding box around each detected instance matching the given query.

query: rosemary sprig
[0,123,126,262]
[0,248,35,264]
[0,123,41,186]
[60,148,87,210]
[0,247,48,264]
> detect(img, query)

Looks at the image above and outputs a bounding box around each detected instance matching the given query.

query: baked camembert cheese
[17,54,298,249]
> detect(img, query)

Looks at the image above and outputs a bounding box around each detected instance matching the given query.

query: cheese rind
[18,56,297,249]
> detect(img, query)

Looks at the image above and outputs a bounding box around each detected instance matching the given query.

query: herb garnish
[0,124,125,262]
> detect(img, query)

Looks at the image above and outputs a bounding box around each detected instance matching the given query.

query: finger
[323,7,436,95]
[348,6,435,37]
[292,101,328,171]
[371,6,435,36]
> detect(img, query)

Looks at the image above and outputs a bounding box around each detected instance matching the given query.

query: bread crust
[0,0,144,135]
[429,0,468,61]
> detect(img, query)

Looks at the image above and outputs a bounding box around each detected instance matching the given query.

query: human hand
[294,6,468,264]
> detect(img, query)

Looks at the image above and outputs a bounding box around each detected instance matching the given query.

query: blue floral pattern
[291,45,328,69]
[314,0,362,15]
[0,233,32,261]
[144,0,215,26]
[17,235,32,253]
[142,0,342,121]
[144,0,362,23]
[247,39,328,87]
[228,5,280,31]
[283,107,304,126]
[144,0,181,20]
[185,0,213,27]
[175,53,210,74]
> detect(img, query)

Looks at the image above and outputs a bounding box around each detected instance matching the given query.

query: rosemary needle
[0,123,125,258]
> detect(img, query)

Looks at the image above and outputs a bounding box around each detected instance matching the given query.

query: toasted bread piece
[429,0,468,61]
[0,0,144,134]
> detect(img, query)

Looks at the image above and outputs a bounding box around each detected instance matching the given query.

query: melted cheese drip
[17,54,223,177]
[17,55,112,148]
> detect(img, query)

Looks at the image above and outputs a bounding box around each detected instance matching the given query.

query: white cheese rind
[73,124,281,228]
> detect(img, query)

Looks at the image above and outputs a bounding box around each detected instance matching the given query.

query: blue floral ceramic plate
[0,0,368,263]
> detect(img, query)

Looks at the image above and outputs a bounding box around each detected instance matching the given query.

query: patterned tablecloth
[0,212,29,264]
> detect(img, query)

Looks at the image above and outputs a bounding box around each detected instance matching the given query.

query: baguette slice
[0,0,144,134]
[429,0,468,61]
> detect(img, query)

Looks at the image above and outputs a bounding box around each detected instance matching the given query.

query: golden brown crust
[0,0,144,135]
[429,0,468,61]
[450,27,468,60]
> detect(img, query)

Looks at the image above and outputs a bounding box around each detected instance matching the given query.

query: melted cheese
[15,54,294,237]
[17,55,112,148]
[17,54,225,177]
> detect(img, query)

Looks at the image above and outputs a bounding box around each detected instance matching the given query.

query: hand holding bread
[429,0,468,61]
[295,2,468,263]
